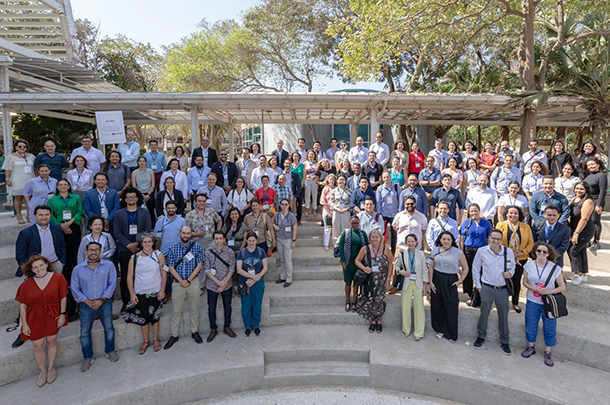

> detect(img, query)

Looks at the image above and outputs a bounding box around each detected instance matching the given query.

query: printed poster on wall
[95,111,126,145]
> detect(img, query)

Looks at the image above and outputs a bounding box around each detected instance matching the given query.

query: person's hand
[90,300,102,310]
[143,194,150,202]
[363,267,373,274]
[157,290,165,301]
[200,229,206,236]
[130,294,139,304]
[180,280,189,288]
[342,263,347,271]
[127,242,140,253]
[5,179,12,188]
[246,279,255,287]
[429,282,437,294]
[477,287,481,293]
[571,234,579,245]
[503,271,512,279]
[291,241,296,249]
[104,220,111,230]
[273,224,280,231]
[385,279,390,289]
[60,222,70,232]
[56,314,66,328]
[217,286,223,293]
[452,280,462,287]
[22,323,31,336]
[596,205,603,215]
[538,287,552,295]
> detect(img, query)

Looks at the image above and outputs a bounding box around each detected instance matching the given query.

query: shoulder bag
[392,251,406,290]
[542,264,568,318]
[503,247,514,296]
[353,245,371,287]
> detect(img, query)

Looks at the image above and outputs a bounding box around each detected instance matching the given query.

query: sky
[70,0,385,92]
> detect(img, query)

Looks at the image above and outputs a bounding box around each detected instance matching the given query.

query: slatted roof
[0,91,591,127]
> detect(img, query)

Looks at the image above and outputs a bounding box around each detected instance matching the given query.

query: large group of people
[9,132,604,387]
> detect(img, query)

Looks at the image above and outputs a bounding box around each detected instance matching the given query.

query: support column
[191,109,199,151]
[370,107,379,144]
[350,124,357,147]
[228,123,234,162]
[1,65,12,156]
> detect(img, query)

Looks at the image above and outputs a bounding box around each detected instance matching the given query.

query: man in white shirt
[426,201,459,249]
[466,174,498,220]
[235,148,256,191]
[313,141,325,162]
[70,135,106,175]
[521,139,548,175]
[296,138,307,164]
[116,129,140,171]
[428,138,450,171]
[325,137,339,167]
[369,132,390,166]
[472,229,516,355]
[250,155,275,190]
[348,136,369,166]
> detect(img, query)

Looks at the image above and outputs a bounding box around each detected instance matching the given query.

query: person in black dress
[583,157,607,250]
[568,182,595,285]
[548,140,573,178]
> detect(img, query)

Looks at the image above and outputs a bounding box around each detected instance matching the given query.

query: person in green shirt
[291,151,305,224]
[47,179,84,284]
[338,215,369,313]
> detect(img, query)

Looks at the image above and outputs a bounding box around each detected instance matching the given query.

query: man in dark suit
[190,136,218,168]
[271,139,290,169]
[211,149,237,194]
[537,205,571,267]
[113,187,152,313]
[13,205,66,347]
[84,172,121,231]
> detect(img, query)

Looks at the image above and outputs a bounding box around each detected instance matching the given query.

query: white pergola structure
[0,91,590,157]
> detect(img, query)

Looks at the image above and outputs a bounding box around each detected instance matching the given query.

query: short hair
[363,197,375,205]
[165,199,177,208]
[21,255,54,278]
[441,173,452,180]
[530,241,558,262]
[149,139,158,145]
[195,155,204,161]
[369,229,384,240]
[490,229,503,238]
[44,139,56,146]
[86,241,102,251]
[34,205,51,215]
[437,201,450,209]
[298,137,306,143]
[81,135,93,142]
[250,197,261,205]
[207,172,218,179]
[136,232,157,244]
[404,196,416,204]
[88,215,104,228]
[94,172,108,181]
[37,164,51,171]
[212,230,225,239]
[544,205,560,214]
[245,231,258,240]
[261,175,269,181]
[359,176,369,184]
[530,139,539,145]
[313,140,321,146]
[542,175,555,183]
[330,137,338,143]
[195,193,208,202]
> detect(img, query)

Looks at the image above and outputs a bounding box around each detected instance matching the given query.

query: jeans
[208,288,232,329]
[525,300,557,347]
[79,300,115,359]
[241,279,265,330]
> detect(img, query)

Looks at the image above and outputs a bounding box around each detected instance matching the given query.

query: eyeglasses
[280,203,289,206]
[536,249,549,254]
[87,248,101,252]
[405,203,415,206]
[125,196,137,200]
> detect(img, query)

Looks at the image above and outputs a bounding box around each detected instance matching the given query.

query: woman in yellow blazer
[496,205,534,313]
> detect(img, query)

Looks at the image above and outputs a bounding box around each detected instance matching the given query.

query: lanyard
[162,216,175,229]
[372,243,382,261]
[60,196,70,208]
[76,168,83,183]
[42,177,51,191]
[280,211,290,226]
[408,250,415,271]
[196,209,205,224]
[434,247,451,257]
[128,210,137,224]
[253,211,261,228]
[98,189,106,204]
[509,195,517,205]
[231,222,237,235]
[247,248,257,266]
[91,233,102,243]
[535,260,548,281]
[171,170,177,180]
[196,167,205,178]
[262,187,269,201]
[339,188,346,201]
[141,251,159,264]
[151,152,158,162]
[532,174,539,189]
[18,152,28,164]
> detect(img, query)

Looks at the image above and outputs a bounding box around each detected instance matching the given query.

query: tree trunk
[408,50,425,92]
[555,126,566,141]
[501,126,510,142]
[381,62,396,93]
[575,127,587,150]
[306,124,318,143]
[519,0,538,152]
[398,124,408,149]
[521,108,537,154]
[592,124,602,146]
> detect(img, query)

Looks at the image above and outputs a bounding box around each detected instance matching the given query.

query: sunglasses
[536,249,549,254]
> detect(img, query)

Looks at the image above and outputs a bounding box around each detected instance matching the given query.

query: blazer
[113,207,152,252]
[496,221,534,261]
[84,188,121,223]
[191,147,218,168]
[155,189,186,217]
[235,159,257,191]
[15,224,66,276]
[271,149,290,168]
[395,249,428,289]
[211,161,238,188]
[537,222,571,267]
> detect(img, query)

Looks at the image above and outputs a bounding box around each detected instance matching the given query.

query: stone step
[264,361,372,387]
[1,324,608,405]
[264,347,370,363]
[0,244,16,281]
[290,247,336,266]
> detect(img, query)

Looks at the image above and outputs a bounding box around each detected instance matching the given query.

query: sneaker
[474,337,484,349]
[244,329,251,337]
[105,351,119,363]
[254,328,261,336]
[581,275,588,282]
[589,242,599,251]
[80,358,94,372]
[521,345,536,358]
[571,275,582,286]
[501,343,512,356]
[544,351,554,367]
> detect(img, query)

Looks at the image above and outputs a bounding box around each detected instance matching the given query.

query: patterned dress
[356,248,388,322]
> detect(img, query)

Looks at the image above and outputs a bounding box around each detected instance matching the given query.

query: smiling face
[583,143,594,154]
[91,218,104,234]
[109,152,120,165]
[529,140,538,152]
[411,143,418,153]
[562,164,573,178]
[350,217,360,230]
[574,183,586,198]
[164,177,175,191]
[554,141,564,154]
[44,140,56,155]
[468,159,477,171]
[507,207,520,223]
[38,166,50,179]
[587,160,600,173]
[356,137,363,147]
[469,205,480,219]
[542,178,554,194]
[141,237,154,251]
[337,175,346,188]
[440,234,452,248]
[531,162,541,175]
[31,259,48,277]
[508,183,519,196]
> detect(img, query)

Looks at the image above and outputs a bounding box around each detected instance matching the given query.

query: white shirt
[472,245,516,288]
[250,166,275,190]
[392,210,428,250]
[465,187,498,219]
[555,176,579,201]
[348,146,369,166]
[227,188,253,212]
[428,149,450,170]
[522,173,544,195]
[370,142,390,166]
[70,146,106,175]
[133,250,163,295]
[334,150,349,166]
[524,260,562,304]
[426,216,459,249]
[521,149,548,174]
[464,169,483,190]
[67,168,94,192]
[497,194,529,210]
[357,211,384,236]
[296,149,307,164]
[159,170,189,198]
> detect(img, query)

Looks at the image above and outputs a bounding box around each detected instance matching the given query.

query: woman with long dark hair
[577,141,601,179]
[568,182,595,285]
[548,140,573,178]
[583,157,607,251]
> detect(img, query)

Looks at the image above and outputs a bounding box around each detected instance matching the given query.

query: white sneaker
[581,275,588,283]
[571,275,582,286]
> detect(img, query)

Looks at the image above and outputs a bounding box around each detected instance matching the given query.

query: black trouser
[430,271,459,341]
[145,192,156,227]
[462,245,478,298]
[591,207,602,242]
[208,288,232,329]
[296,189,304,222]
[63,222,82,316]
[568,222,595,274]
[383,216,397,254]
[511,261,525,306]
[119,250,134,305]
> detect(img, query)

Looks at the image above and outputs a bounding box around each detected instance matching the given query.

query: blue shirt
[376,184,399,218]
[34,152,67,181]
[431,187,465,220]
[426,216,459,248]
[448,151,463,166]
[418,167,442,192]
[166,240,205,280]
[197,185,228,216]
[71,259,117,302]
[187,165,211,195]
[143,151,167,173]
[529,191,570,224]
[350,187,376,211]
[399,186,428,215]
[117,141,141,168]
[490,165,521,196]
[459,218,492,248]
[236,247,266,282]
[154,215,187,255]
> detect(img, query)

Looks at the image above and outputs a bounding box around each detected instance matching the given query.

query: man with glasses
[70,135,106,175]
[191,136,218,168]
[498,140,523,169]
[472,229,516,356]
[116,129,140,172]
[196,173,227,218]
[211,149,237,194]
[34,140,67,181]
[113,187,152,314]
[466,174,498,221]
[273,174,294,212]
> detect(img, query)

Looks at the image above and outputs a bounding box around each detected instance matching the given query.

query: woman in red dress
[478,141,499,176]
[15,255,68,387]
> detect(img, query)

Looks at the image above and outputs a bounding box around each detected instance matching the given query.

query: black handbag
[353,246,372,286]
[392,251,407,290]
[542,264,568,319]
[237,282,248,297]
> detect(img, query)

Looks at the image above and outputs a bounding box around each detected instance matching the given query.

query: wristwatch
[292,239,296,242]
[60,312,66,315]
[100,298,107,303]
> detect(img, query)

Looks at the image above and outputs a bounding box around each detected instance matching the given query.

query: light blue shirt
[143,151,167,173]
[71,259,117,302]
[117,141,140,168]
[376,184,399,218]
[36,223,58,262]
[23,176,58,224]
[522,173,544,195]
[187,165,211,195]
[154,215,187,255]
[426,216,459,248]
[197,185,228,216]
[490,165,521,196]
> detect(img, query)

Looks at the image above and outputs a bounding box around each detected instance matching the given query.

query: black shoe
[192,332,203,344]
[369,323,375,333]
[163,336,179,350]
[474,337,484,349]
[376,324,382,333]
[501,343,512,356]
[223,327,237,338]
[275,278,286,284]
[254,328,261,336]
[206,329,218,343]
[11,334,24,348]
[120,304,126,315]
[589,242,599,251]
[244,329,252,337]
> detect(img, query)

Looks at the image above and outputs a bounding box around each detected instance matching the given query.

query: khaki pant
[171,278,200,336]
[401,281,426,338]
[277,238,294,283]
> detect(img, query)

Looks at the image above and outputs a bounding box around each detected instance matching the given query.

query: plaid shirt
[273,184,293,202]
[166,240,205,280]
[203,245,236,291]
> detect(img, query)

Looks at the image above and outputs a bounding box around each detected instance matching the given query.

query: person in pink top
[408,142,426,175]
[319,173,337,251]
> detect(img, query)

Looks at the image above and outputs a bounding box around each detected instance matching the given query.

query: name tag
[339,202,347,209]
[228,239,235,247]
[507,261,513,271]
[210,268,216,276]
[360,203,364,209]
[151,164,157,170]
[369,176,375,183]
[129,224,138,235]
[126,150,132,156]
[284,226,291,232]
[24,166,32,174]
[263,203,269,210]
[415,162,421,168]
[248,268,256,275]
[387,197,393,203]
[372,265,380,273]
[409,274,417,281]
[223,173,229,181]
[62,210,71,221]
[100,206,108,218]
[254,230,259,236]
[156,232,163,238]
[241,169,247,177]
[198,179,205,186]
[185,252,194,262]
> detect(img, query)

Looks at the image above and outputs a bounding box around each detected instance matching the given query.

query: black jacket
[271,149,290,168]
[211,161,238,188]
[113,207,152,252]
[191,147,218,168]
[15,224,66,276]
[155,189,186,217]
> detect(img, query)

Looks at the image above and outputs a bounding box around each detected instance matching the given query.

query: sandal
[345,302,350,312]
[138,341,150,355]
[404,332,411,338]
[17,217,25,224]
[435,333,444,340]
[351,301,357,312]
[415,336,422,341]
[153,340,162,352]
[368,323,375,333]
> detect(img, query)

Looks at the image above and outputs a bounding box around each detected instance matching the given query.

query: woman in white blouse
[227,176,253,216]
[77,216,116,263]
[160,158,189,203]
[554,163,579,201]
[522,161,547,201]
[67,155,94,202]
[3,139,35,223]
[463,158,483,193]
[497,180,529,221]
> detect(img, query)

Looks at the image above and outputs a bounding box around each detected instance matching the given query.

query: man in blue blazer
[210,149,237,193]
[537,205,571,267]
[84,172,121,230]
[271,139,290,168]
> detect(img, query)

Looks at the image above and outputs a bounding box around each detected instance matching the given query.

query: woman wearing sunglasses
[521,242,566,366]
